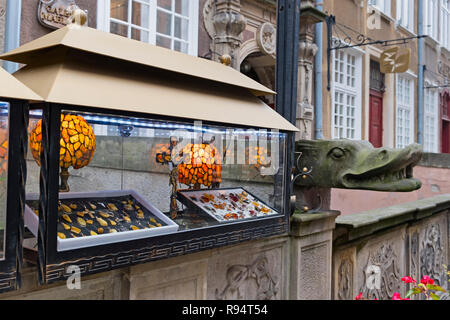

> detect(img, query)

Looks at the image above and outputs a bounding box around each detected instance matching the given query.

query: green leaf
[430,292,440,300]
[418,283,427,290]
[427,284,447,292]
[405,288,422,298]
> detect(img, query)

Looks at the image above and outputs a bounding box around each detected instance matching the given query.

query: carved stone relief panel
[298,242,330,300]
[355,228,406,300]
[207,237,288,300]
[359,243,402,300]
[129,256,209,300]
[256,22,276,56]
[333,247,356,300]
[416,214,449,299]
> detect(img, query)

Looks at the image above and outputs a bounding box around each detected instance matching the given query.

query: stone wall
[1,194,449,300]
[0,235,290,300]
[332,195,450,300]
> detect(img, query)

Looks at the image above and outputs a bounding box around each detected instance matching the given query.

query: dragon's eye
[330,147,345,160]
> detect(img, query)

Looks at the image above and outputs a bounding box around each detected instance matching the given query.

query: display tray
[177,187,280,223]
[25,190,179,251]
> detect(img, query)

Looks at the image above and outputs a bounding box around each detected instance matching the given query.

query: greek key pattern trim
[46,223,288,282]
[0,271,17,292]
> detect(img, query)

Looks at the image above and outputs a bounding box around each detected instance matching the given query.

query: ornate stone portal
[203,0,325,141]
[296,0,320,140]
[205,0,247,69]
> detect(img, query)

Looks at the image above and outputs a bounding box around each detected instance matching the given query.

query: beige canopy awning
[0,66,42,101]
[0,25,274,97]
[0,25,298,132]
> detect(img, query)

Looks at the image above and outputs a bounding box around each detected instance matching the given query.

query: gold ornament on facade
[219,54,232,66]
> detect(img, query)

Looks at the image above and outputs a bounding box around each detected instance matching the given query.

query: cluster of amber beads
[155,144,173,165]
[248,146,269,169]
[29,114,96,169]
[178,143,222,188]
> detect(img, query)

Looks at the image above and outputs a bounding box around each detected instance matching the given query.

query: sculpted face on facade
[295,139,423,192]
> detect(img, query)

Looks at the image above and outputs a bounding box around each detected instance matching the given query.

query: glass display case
[24,112,287,250]
[0,67,41,293]
[0,25,298,284]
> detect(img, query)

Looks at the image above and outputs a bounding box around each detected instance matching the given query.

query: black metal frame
[0,98,28,293]
[36,102,292,284]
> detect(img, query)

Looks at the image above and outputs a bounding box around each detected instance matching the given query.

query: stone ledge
[419,152,450,169]
[334,194,450,244]
[290,210,341,237]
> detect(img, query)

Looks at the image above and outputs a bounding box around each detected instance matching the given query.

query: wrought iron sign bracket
[291,152,322,214]
[326,14,428,91]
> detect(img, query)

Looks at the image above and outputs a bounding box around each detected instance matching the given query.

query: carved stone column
[296,0,319,141]
[290,210,340,300]
[211,0,246,69]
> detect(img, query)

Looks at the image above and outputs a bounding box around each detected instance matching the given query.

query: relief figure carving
[215,256,278,300]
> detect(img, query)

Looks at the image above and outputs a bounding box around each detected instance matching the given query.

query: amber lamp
[248,146,268,169]
[178,143,222,189]
[155,142,222,189]
[29,114,96,192]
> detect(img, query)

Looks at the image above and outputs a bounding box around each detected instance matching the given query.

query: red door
[442,92,450,153]
[443,121,450,153]
[369,90,383,148]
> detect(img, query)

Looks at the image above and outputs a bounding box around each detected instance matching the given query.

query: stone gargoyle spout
[294,139,423,192]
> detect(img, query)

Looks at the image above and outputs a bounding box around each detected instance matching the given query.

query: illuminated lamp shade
[29,114,96,192]
[178,143,222,189]
[247,146,270,169]
[155,143,222,189]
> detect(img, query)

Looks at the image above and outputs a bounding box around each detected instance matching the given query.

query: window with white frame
[369,0,391,16]
[396,75,415,148]
[424,0,439,40]
[97,0,199,56]
[424,87,439,152]
[397,0,414,31]
[332,50,362,140]
[441,0,450,49]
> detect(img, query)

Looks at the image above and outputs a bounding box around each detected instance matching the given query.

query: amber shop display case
[0,25,298,285]
[0,67,42,292]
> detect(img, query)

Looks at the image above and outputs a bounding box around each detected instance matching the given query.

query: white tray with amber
[177,188,280,223]
[24,190,179,251]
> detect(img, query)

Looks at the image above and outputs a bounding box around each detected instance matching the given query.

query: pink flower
[392,292,410,300]
[401,276,416,284]
[420,276,435,285]
[355,293,363,300]
[392,292,402,300]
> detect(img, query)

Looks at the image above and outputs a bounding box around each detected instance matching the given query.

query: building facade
[2,1,448,152]
[1,0,450,215]
[322,0,450,154]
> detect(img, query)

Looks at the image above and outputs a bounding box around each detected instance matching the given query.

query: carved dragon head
[295,140,422,192]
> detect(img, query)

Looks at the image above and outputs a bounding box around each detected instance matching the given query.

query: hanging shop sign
[380,47,410,74]
[38,0,86,29]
